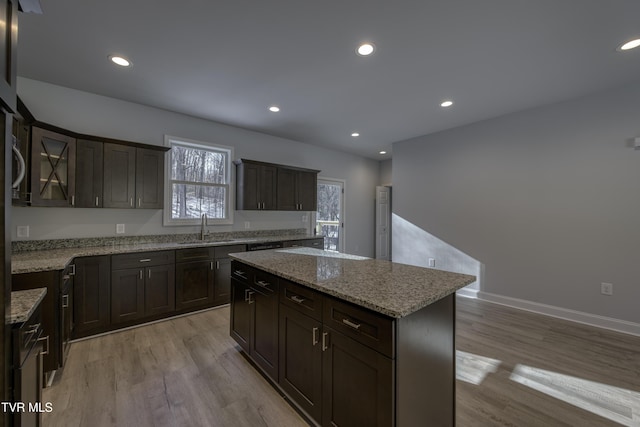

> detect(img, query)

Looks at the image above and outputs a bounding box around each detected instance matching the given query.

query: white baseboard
[457,290,640,337]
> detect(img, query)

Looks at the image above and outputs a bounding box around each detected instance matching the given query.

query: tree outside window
[165,137,232,225]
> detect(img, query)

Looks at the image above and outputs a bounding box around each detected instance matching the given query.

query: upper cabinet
[30,127,76,207]
[0,0,18,113]
[16,98,168,209]
[277,167,317,211]
[102,143,165,209]
[235,159,319,212]
[76,139,104,208]
[235,160,277,210]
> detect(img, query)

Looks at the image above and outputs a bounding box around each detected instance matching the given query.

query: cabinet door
[260,165,278,209]
[251,271,279,380]
[75,139,103,207]
[296,170,317,211]
[176,260,214,311]
[145,264,175,315]
[322,328,393,427]
[136,148,164,209]
[30,127,76,207]
[279,305,323,422]
[103,143,136,208]
[111,268,144,324]
[230,278,252,353]
[73,256,110,337]
[213,257,231,304]
[0,0,17,112]
[276,167,297,210]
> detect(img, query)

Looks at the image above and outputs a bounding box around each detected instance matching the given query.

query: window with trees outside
[164,136,233,225]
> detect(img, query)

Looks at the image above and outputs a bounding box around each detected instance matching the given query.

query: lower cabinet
[231,261,397,427]
[73,256,111,338]
[230,264,279,380]
[111,252,175,324]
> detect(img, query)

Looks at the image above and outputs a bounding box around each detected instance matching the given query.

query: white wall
[392,80,640,325]
[15,78,379,257]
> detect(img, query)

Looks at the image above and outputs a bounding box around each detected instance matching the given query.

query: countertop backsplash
[12,228,308,253]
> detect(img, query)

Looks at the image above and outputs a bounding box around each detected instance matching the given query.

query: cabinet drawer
[231,261,252,284]
[252,269,278,295]
[176,247,213,263]
[215,244,246,258]
[323,297,394,358]
[280,279,322,321]
[112,251,175,269]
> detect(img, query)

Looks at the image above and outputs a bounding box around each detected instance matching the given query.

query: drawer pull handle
[342,318,361,330]
[62,295,69,308]
[247,291,255,304]
[37,335,50,356]
[26,323,41,335]
[322,332,329,351]
[256,280,271,289]
[290,295,305,304]
[139,259,152,263]
[312,327,319,346]
[234,270,247,278]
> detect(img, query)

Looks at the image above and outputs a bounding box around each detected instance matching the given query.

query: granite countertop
[9,288,47,324]
[229,247,476,318]
[11,234,321,274]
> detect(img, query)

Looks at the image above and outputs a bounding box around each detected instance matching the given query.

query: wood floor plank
[43,299,640,426]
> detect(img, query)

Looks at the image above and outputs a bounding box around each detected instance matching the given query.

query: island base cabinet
[279,305,323,422]
[322,328,393,427]
[230,278,251,353]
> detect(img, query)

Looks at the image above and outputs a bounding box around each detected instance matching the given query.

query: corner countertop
[12,234,321,275]
[9,288,47,324]
[229,247,476,318]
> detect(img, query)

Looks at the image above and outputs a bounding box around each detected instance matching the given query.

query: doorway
[316,178,344,252]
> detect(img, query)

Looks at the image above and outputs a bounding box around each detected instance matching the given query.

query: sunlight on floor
[456,351,640,426]
[510,364,640,426]
[455,350,501,385]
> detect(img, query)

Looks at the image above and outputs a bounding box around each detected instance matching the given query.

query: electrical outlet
[600,282,613,296]
[302,214,308,222]
[116,224,125,234]
[244,221,251,229]
[17,225,29,238]
[428,258,436,268]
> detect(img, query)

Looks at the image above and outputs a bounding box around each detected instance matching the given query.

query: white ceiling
[16,0,640,160]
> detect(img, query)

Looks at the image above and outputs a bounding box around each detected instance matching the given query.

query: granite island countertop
[9,288,47,324]
[229,247,476,318]
[12,234,321,274]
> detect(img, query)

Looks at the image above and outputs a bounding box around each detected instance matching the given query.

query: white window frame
[163,135,234,226]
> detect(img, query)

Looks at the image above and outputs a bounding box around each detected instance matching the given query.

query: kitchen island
[229,247,476,427]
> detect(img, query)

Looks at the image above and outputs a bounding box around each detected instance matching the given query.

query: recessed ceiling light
[269,106,280,112]
[619,38,640,51]
[440,100,453,108]
[109,55,131,67]
[356,43,376,56]
[351,132,360,137]
[379,151,387,155]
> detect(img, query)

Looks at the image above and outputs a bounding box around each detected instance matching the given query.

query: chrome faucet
[200,213,209,240]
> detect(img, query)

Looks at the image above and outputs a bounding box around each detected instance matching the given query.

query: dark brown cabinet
[75,139,103,207]
[11,270,60,380]
[230,262,279,380]
[111,251,175,324]
[175,247,215,311]
[231,262,399,427]
[30,127,76,207]
[73,256,110,338]
[0,0,18,113]
[235,159,319,211]
[279,304,323,421]
[59,264,73,366]
[103,143,136,208]
[236,159,277,210]
[176,244,245,311]
[277,167,318,211]
[282,237,324,249]
[136,148,164,209]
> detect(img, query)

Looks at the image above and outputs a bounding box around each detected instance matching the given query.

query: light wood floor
[43,297,640,426]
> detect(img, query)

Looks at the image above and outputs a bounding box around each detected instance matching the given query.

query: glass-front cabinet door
[30,127,76,206]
